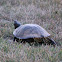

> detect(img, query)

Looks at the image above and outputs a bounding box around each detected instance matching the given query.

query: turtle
[13,20,56,46]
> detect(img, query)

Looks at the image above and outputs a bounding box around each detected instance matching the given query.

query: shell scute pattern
[13,24,50,39]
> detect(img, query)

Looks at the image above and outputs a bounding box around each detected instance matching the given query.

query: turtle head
[14,20,21,29]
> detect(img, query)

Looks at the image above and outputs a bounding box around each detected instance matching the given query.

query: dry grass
[0,37,62,62]
[0,0,62,62]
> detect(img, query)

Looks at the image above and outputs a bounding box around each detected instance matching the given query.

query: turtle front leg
[13,37,16,42]
[13,37,19,42]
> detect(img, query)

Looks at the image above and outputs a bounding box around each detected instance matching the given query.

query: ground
[0,0,62,62]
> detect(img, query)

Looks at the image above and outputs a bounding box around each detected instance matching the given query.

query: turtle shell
[13,24,50,39]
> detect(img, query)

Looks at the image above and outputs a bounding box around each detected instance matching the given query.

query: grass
[0,0,62,62]
[0,37,62,62]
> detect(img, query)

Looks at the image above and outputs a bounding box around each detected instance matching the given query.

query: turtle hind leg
[38,38,45,45]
